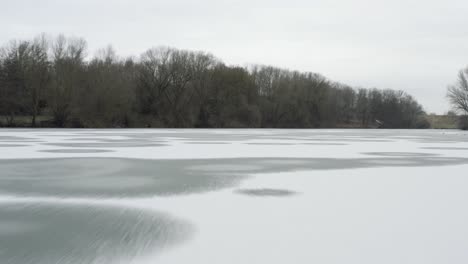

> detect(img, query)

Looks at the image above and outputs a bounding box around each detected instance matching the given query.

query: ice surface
[0,129,468,264]
[0,202,192,264]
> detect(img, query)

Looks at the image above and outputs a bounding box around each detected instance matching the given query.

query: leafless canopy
[447,67,468,114]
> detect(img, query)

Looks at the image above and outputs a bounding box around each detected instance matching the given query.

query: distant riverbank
[2,114,465,130]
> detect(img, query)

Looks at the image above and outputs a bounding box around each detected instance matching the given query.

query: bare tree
[356,88,369,126]
[0,40,30,125]
[447,67,468,115]
[137,47,215,126]
[49,35,87,126]
[76,46,136,127]
[137,47,174,121]
[25,35,50,126]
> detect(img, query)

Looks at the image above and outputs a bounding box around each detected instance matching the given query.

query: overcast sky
[1,0,467,113]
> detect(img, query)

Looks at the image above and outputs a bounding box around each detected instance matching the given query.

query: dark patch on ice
[235,188,298,197]
[303,143,348,146]
[246,143,297,145]
[66,137,123,141]
[421,147,468,151]
[245,142,346,146]
[42,142,168,148]
[184,141,231,145]
[66,137,166,143]
[0,203,193,264]
[1,156,468,198]
[0,135,42,143]
[39,149,114,153]
[308,139,393,143]
[0,140,43,143]
[0,144,29,147]
[0,158,249,197]
[0,136,36,141]
[362,152,439,157]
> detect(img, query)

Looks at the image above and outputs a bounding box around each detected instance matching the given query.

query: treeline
[0,35,429,128]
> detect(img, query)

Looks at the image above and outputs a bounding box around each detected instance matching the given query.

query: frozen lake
[1,129,468,264]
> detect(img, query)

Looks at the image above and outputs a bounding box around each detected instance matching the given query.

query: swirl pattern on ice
[0,202,192,264]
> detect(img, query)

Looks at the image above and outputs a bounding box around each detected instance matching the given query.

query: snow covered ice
[1,129,468,264]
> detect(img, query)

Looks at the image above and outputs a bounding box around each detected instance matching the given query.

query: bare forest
[0,35,430,128]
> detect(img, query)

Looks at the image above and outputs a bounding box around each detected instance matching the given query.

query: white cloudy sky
[1,0,467,113]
